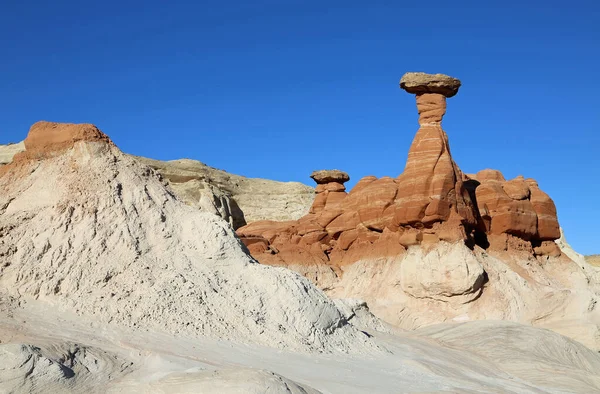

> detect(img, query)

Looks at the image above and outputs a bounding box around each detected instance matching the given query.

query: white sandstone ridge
[0,140,315,228]
[134,156,315,229]
[0,121,375,353]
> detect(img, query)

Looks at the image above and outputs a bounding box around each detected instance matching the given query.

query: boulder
[400,243,486,303]
[400,72,462,97]
[310,170,350,184]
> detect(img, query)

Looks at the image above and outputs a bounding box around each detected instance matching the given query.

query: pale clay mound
[0,342,132,393]
[325,239,600,350]
[416,320,600,393]
[0,341,319,394]
[0,139,375,353]
[0,141,315,229]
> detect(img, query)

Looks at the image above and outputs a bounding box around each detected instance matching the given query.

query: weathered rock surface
[0,342,131,393]
[236,73,563,267]
[416,321,600,393]
[0,134,314,229]
[394,91,476,231]
[400,243,486,303]
[237,72,482,272]
[122,157,315,229]
[400,72,462,97]
[4,294,600,394]
[0,121,376,353]
[470,170,561,244]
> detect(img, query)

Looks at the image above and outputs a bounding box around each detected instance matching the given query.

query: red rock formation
[19,121,112,160]
[467,170,561,255]
[237,72,564,275]
[309,170,349,214]
[0,121,113,178]
[394,92,476,233]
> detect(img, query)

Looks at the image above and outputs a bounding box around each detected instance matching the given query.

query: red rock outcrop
[467,170,561,255]
[0,121,113,178]
[237,72,563,275]
[19,121,112,160]
[309,170,350,214]
[394,91,477,235]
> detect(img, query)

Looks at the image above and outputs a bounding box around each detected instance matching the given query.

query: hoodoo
[238,72,563,266]
[237,72,599,349]
[395,72,476,241]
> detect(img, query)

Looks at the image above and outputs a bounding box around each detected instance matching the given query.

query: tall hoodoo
[395,72,476,236]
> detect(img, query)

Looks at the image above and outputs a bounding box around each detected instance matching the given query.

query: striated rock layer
[237,72,600,349]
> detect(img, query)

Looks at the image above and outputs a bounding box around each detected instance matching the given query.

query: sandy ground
[2,299,600,394]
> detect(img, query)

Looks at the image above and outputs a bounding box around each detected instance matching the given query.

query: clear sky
[1,1,598,254]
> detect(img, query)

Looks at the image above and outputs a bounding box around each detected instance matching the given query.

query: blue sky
[1,1,598,254]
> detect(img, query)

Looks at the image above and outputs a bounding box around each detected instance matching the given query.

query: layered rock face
[394,85,476,238]
[239,74,478,269]
[309,170,350,214]
[236,73,600,348]
[587,255,600,267]
[468,170,561,255]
